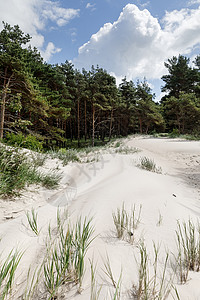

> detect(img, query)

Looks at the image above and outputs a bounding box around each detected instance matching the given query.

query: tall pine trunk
[0,68,12,139]
[77,99,80,147]
[109,108,113,141]
[139,117,143,134]
[92,103,95,147]
[84,99,87,141]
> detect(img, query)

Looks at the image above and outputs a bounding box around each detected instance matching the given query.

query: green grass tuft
[0,144,61,197]
[138,156,162,173]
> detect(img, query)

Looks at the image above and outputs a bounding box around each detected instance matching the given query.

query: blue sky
[0,0,200,100]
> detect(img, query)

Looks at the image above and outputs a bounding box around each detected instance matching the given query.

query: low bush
[4,132,43,151]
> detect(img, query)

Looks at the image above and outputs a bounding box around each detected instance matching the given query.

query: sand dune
[0,136,200,299]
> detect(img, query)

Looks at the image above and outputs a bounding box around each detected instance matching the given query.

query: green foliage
[43,216,94,298]
[115,145,139,154]
[161,55,199,98]
[47,148,80,165]
[162,92,200,134]
[26,209,39,236]
[175,220,200,284]
[0,250,23,299]
[169,128,180,138]
[138,156,162,173]
[112,203,142,243]
[4,132,43,151]
[0,144,61,196]
[132,243,171,300]
[1,22,200,146]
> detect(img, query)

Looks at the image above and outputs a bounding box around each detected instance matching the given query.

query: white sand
[0,136,200,299]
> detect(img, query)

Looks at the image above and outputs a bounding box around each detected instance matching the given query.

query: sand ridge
[0,136,200,299]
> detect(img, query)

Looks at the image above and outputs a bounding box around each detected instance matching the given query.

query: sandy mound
[0,136,200,299]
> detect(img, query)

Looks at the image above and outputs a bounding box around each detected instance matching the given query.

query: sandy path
[0,136,200,299]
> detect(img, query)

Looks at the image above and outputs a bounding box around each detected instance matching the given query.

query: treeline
[0,22,200,149]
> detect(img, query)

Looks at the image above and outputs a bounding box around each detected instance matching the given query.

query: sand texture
[0,136,200,299]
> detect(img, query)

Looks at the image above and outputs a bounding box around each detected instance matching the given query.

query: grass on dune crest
[0,144,61,197]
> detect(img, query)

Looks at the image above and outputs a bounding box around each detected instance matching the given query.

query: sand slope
[0,136,200,299]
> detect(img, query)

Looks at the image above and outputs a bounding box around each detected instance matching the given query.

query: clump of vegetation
[26,209,40,236]
[0,144,61,196]
[169,129,180,138]
[30,151,47,167]
[112,203,142,243]
[115,146,139,155]
[4,132,43,151]
[0,250,23,299]
[114,141,122,148]
[90,256,122,300]
[175,219,200,284]
[132,243,172,300]
[43,216,94,298]
[47,148,80,166]
[138,156,162,173]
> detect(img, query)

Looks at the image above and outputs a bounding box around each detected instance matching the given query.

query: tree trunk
[139,117,143,134]
[77,99,80,147]
[0,68,12,139]
[70,118,73,142]
[109,108,113,141]
[92,103,95,147]
[84,99,87,141]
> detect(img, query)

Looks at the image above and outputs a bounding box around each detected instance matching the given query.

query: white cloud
[74,4,200,81]
[40,42,61,61]
[0,0,79,61]
[188,0,200,5]
[86,3,96,11]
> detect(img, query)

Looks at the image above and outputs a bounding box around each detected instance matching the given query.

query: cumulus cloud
[0,0,79,61]
[73,4,200,80]
[188,0,200,5]
[40,42,61,61]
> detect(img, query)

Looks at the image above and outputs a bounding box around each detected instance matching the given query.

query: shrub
[169,129,180,138]
[4,132,43,151]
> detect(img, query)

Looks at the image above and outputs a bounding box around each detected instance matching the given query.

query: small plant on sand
[48,148,80,166]
[90,260,102,300]
[102,254,122,300]
[0,250,23,299]
[0,144,61,196]
[175,219,200,284]
[115,146,139,155]
[114,141,122,148]
[43,216,95,298]
[74,217,95,290]
[113,203,142,243]
[103,254,117,288]
[26,208,39,236]
[90,257,122,300]
[22,266,43,300]
[138,156,162,174]
[132,243,172,300]
[30,151,47,167]
[156,212,163,227]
